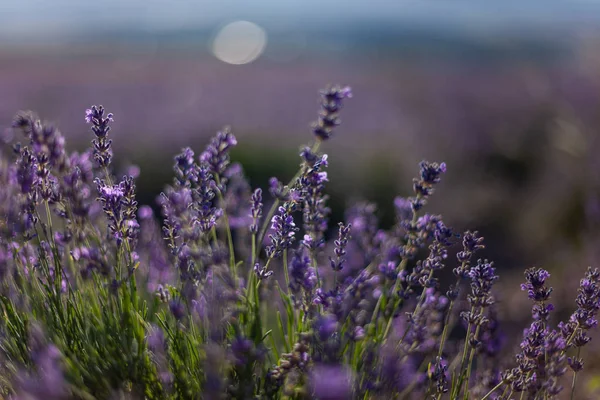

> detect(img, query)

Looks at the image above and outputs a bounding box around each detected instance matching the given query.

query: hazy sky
[1,0,600,37]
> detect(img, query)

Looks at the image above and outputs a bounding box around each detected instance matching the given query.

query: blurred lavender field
[3,0,600,327]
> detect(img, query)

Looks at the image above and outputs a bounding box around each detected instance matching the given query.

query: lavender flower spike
[330,222,351,271]
[249,188,263,234]
[312,85,352,141]
[200,126,237,178]
[85,105,114,168]
[266,205,298,258]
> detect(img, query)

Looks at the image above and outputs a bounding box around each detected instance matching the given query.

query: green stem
[452,304,477,398]
[437,274,464,360]
[480,381,505,400]
[215,175,236,278]
[570,347,581,400]
[462,323,483,399]
[255,140,322,259]
[283,249,290,294]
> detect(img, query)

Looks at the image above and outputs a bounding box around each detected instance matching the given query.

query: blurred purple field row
[1,46,599,156]
[2,45,600,281]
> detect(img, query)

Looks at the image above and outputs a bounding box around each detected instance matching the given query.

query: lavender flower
[521,268,552,303]
[509,268,555,396]
[192,164,221,233]
[542,330,567,396]
[268,177,288,201]
[253,262,273,280]
[521,267,554,323]
[200,127,237,180]
[429,357,450,395]
[454,230,485,279]
[289,249,317,314]
[560,268,600,348]
[249,188,263,234]
[311,85,352,141]
[411,160,446,211]
[16,147,37,195]
[298,153,330,245]
[85,105,114,168]
[60,150,94,220]
[95,176,138,246]
[13,111,67,173]
[173,147,199,187]
[330,222,351,272]
[467,259,498,308]
[266,205,298,258]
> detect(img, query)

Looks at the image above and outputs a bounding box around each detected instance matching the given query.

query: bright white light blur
[211,21,267,65]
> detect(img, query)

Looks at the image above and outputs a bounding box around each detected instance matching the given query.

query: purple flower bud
[312,85,352,141]
[520,267,552,303]
[200,127,237,178]
[253,262,273,280]
[330,222,351,272]
[249,188,262,234]
[85,105,114,167]
[266,205,298,258]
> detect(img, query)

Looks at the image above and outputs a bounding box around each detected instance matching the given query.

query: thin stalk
[462,323,483,399]
[452,304,478,399]
[283,249,290,295]
[519,372,531,400]
[255,140,322,258]
[569,347,581,400]
[505,388,514,400]
[480,381,505,400]
[310,247,320,289]
[437,273,464,360]
[215,175,236,278]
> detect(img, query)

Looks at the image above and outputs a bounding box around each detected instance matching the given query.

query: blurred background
[3,0,600,335]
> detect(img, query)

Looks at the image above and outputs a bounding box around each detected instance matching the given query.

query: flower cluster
[0,85,599,400]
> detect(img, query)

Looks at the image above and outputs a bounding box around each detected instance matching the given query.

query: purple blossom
[559,267,600,366]
[329,222,351,272]
[429,357,449,394]
[200,127,237,179]
[298,153,330,244]
[253,262,273,280]
[266,205,298,258]
[16,147,37,195]
[312,85,352,141]
[467,259,498,308]
[193,164,221,233]
[173,147,199,187]
[410,160,446,210]
[268,177,288,201]
[85,105,114,168]
[249,188,262,234]
[95,176,138,247]
[520,267,553,304]
[542,330,567,396]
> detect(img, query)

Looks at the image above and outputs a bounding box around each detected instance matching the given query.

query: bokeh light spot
[211,21,267,65]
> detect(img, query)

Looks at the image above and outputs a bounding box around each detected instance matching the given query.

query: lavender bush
[0,85,598,400]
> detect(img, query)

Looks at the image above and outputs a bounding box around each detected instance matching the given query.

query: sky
[1,0,600,39]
